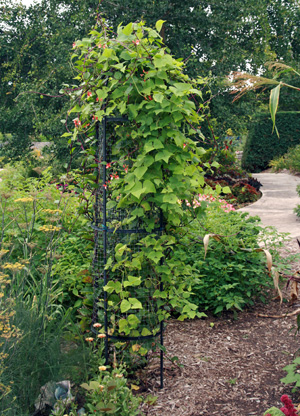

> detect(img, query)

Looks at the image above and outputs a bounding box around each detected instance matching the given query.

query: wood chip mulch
[139,238,300,416]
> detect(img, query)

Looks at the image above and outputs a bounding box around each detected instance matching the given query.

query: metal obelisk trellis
[92,116,164,388]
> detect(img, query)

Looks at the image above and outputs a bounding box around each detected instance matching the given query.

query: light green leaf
[155,20,165,33]
[124,275,141,287]
[153,92,164,103]
[129,298,143,309]
[222,186,231,194]
[269,83,281,136]
[123,22,133,36]
[162,194,178,204]
[96,89,108,101]
[263,407,285,416]
[69,104,81,113]
[133,166,148,180]
[155,150,173,163]
[143,180,156,194]
[120,299,131,313]
[141,327,152,336]
[127,314,140,327]
[103,48,113,58]
[130,181,144,198]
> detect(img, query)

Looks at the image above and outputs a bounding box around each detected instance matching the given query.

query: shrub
[0,305,91,416]
[242,112,300,172]
[270,144,300,173]
[0,166,96,414]
[174,202,290,315]
[231,182,261,204]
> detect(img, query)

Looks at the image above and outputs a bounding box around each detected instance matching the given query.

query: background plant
[0,167,95,415]
[175,201,293,315]
[66,19,216,346]
[270,144,300,174]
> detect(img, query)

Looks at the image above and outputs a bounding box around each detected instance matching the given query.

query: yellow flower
[42,209,62,214]
[0,250,9,258]
[39,225,61,232]
[2,262,24,271]
[97,333,106,338]
[98,366,107,371]
[85,337,94,342]
[14,197,34,203]
[115,374,123,378]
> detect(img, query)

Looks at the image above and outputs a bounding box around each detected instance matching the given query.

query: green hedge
[242,112,300,172]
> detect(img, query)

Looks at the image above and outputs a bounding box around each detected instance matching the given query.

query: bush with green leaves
[79,366,142,416]
[0,305,92,416]
[174,201,291,315]
[65,18,219,345]
[0,165,93,320]
[241,112,300,172]
[270,144,300,173]
[0,166,96,414]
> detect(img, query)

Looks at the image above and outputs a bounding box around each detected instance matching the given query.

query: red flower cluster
[280,395,298,416]
[73,118,81,128]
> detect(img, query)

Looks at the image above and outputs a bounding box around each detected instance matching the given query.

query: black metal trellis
[92,117,164,388]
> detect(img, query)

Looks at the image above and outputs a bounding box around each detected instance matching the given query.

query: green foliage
[0,304,91,416]
[174,204,289,315]
[231,182,261,205]
[281,356,300,388]
[0,165,94,320]
[0,165,97,414]
[264,408,285,416]
[2,0,300,165]
[67,19,212,340]
[270,144,300,174]
[79,367,142,416]
[242,112,300,172]
[0,0,98,166]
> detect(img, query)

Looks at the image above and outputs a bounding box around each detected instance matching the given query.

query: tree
[98,0,300,139]
[1,0,300,158]
[0,0,97,162]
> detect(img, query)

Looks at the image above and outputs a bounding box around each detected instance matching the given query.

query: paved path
[239,172,300,238]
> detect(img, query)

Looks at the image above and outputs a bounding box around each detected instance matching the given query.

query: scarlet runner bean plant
[64,19,222,341]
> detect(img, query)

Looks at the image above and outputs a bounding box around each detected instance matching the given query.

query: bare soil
[140,238,300,416]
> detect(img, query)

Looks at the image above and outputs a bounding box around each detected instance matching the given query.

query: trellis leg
[92,116,164,386]
[102,116,109,365]
[159,209,164,389]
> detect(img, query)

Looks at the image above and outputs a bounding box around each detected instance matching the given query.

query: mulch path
[139,238,300,416]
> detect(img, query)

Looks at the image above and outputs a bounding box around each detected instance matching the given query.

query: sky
[19,0,41,6]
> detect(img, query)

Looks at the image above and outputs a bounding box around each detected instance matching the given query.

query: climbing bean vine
[63,19,222,337]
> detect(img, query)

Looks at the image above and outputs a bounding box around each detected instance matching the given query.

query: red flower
[280,395,298,416]
[87,91,92,97]
[106,163,111,169]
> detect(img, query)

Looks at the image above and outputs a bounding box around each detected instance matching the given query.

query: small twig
[258,308,300,319]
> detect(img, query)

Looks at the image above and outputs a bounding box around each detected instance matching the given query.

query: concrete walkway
[239,172,300,239]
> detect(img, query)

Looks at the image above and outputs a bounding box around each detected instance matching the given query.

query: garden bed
[140,238,300,416]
